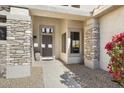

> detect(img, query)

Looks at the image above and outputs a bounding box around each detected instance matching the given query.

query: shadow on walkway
[60,71,82,88]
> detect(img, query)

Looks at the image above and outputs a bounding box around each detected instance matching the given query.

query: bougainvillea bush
[105,32,124,86]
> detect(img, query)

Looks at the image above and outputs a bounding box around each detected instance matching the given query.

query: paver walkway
[41,60,81,88]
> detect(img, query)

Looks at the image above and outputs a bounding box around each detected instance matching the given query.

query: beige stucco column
[84,18,99,69]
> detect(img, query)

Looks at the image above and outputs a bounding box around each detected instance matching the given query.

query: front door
[41,35,53,57]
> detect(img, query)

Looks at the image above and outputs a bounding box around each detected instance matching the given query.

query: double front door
[41,35,53,57]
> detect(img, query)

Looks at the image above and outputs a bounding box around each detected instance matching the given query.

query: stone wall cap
[10,7,29,16]
[7,14,31,21]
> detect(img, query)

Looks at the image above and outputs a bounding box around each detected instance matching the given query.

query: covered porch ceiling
[14,5,90,21]
[29,9,88,21]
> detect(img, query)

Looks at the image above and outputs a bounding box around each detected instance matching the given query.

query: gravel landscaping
[0,60,122,88]
[0,67,44,88]
[64,63,122,88]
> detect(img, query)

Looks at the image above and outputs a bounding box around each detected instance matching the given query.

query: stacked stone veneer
[0,42,7,77]
[5,14,32,78]
[0,42,6,63]
[84,18,99,69]
[7,19,32,65]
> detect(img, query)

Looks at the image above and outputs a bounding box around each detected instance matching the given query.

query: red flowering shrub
[105,32,124,86]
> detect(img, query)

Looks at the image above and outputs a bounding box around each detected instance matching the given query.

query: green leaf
[112,66,117,72]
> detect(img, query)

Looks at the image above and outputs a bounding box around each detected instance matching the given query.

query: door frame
[39,25,55,59]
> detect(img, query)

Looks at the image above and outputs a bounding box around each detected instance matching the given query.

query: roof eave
[92,5,122,18]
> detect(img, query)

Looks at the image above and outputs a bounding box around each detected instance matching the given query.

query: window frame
[0,15,7,41]
[70,32,80,54]
[0,15,6,23]
[71,5,80,8]
[69,28,82,56]
[0,26,7,40]
[41,27,54,34]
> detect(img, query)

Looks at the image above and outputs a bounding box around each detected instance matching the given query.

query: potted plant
[105,32,124,87]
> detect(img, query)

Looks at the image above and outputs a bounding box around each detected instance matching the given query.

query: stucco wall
[60,20,68,63]
[33,16,84,64]
[99,6,124,71]
[68,20,83,29]
[60,20,84,64]
[32,16,61,59]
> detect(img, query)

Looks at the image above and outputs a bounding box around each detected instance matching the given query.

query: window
[0,15,6,23]
[0,15,7,40]
[41,27,53,34]
[70,32,80,53]
[71,5,80,8]
[62,33,66,53]
[0,26,7,40]
[62,5,69,6]
[61,5,80,8]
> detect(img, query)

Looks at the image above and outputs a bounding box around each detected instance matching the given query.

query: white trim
[67,28,83,64]
[68,28,83,56]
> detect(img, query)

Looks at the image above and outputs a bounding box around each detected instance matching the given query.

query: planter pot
[35,52,41,61]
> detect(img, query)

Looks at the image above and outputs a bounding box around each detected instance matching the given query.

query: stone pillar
[0,41,7,77]
[84,18,99,69]
[0,6,9,78]
[6,7,32,78]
